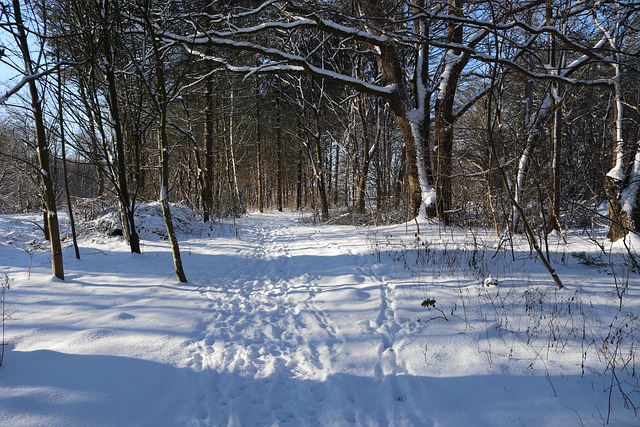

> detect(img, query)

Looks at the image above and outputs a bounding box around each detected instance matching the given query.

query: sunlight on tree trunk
[13,0,64,279]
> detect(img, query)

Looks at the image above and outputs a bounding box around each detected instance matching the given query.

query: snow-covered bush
[78,202,202,240]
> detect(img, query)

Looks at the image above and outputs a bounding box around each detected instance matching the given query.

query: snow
[160,184,167,202]
[437,50,463,101]
[407,44,437,217]
[406,108,437,216]
[607,164,624,182]
[0,75,32,105]
[0,207,639,426]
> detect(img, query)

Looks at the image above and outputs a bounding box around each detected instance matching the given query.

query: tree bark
[276,90,283,212]
[101,0,140,254]
[202,72,215,222]
[145,6,187,283]
[312,114,330,220]
[547,86,562,233]
[604,73,640,241]
[58,61,80,260]
[602,29,640,240]
[226,83,242,213]
[545,3,561,234]
[256,80,264,213]
[355,97,372,214]
[433,0,466,225]
[14,0,64,279]
[296,145,303,211]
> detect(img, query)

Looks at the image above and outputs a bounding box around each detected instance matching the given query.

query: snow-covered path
[184,213,424,425]
[0,210,638,426]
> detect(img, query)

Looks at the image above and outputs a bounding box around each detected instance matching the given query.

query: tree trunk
[334,143,340,205]
[101,0,140,254]
[276,91,283,212]
[545,4,561,234]
[433,0,465,225]
[146,8,187,283]
[359,0,431,220]
[14,0,64,279]
[547,85,562,233]
[226,84,242,213]
[313,113,330,221]
[513,73,547,233]
[58,62,80,259]
[355,97,372,214]
[256,81,264,213]
[604,67,640,240]
[202,72,214,222]
[296,145,303,211]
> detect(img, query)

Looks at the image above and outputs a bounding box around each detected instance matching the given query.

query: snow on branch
[193,18,387,47]
[1,68,51,104]
[166,31,396,98]
[0,74,34,104]
[205,19,317,39]
[191,0,280,22]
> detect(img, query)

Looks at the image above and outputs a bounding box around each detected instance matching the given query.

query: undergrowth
[374,225,639,424]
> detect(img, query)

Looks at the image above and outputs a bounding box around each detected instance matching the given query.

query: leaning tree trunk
[158,112,188,284]
[513,84,549,234]
[144,13,187,283]
[145,10,187,283]
[14,0,64,279]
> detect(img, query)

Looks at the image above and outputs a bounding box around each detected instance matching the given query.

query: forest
[0,0,639,282]
[2,2,640,425]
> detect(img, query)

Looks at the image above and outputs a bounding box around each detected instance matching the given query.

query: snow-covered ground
[0,207,638,426]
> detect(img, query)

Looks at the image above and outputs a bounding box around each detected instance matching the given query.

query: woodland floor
[0,207,638,426]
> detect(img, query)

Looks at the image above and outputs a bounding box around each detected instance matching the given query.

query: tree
[598,2,640,241]
[152,0,437,219]
[1,0,65,278]
[141,0,188,282]
[47,0,143,253]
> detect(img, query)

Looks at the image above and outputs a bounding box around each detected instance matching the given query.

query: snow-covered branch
[0,62,69,104]
[166,32,396,98]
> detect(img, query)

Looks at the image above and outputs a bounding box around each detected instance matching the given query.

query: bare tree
[6,0,64,279]
[141,1,188,282]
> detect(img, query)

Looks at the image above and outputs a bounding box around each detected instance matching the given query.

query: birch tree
[597,2,640,241]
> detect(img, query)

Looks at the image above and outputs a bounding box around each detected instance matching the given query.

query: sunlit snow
[0,206,638,426]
